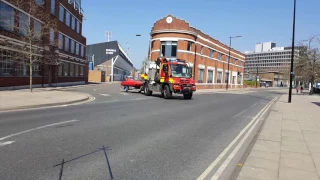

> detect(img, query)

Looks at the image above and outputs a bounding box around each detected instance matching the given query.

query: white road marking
[233,109,248,118]
[210,98,276,179]
[197,97,277,180]
[0,120,79,141]
[119,92,128,96]
[250,102,258,108]
[0,141,15,147]
[100,93,110,96]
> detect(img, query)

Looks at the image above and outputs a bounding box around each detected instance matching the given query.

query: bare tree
[0,0,59,92]
[294,35,320,92]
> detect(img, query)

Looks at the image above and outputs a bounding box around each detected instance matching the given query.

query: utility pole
[288,0,296,103]
[256,60,259,88]
[226,36,242,90]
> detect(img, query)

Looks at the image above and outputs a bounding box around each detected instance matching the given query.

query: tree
[0,0,59,92]
[294,35,320,92]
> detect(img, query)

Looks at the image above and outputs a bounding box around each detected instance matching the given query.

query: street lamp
[136,34,152,61]
[226,36,242,90]
[288,0,296,103]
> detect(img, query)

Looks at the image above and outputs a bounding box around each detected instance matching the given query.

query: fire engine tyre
[163,85,172,99]
[144,84,152,96]
[183,93,193,100]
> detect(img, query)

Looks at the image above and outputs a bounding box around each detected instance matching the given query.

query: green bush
[244,80,258,86]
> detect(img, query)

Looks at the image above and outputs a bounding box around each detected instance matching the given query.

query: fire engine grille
[180,79,190,84]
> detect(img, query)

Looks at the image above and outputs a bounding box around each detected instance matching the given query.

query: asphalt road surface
[0,85,283,180]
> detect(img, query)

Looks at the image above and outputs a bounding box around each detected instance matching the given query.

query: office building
[86,41,133,82]
[0,0,88,89]
[149,15,245,89]
[245,42,300,73]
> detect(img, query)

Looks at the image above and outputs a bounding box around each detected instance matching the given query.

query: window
[70,40,75,53]
[33,62,41,76]
[17,63,28,76]
[240,61,243,66]
[64,37,69,51]
[200,46,204,54]
[234,59,237,64]
[81,45,84,57]
[71,16,75,30]
[75,64,79,76]
[151,41,154,49]
[63,62,69,76]
[207,70,213,83]
[59,5,64,22]
[70,63,74,76]
[49,28,54,44]
[58,63,62,76]
[35,0,43,6]
[75,43,79,55]
[232,76,236,84]
[76,20,81,34]
[219,53,223,60]
[225,72,229,83]
[66,11,70,26]
[238,74,242,84]
[58,33,63,49]
[0,2,14,32]
[209,49,214,58]
[33,20,42,39]
[217,71,222,83]
[19,12,28,36]
[79,65,83,76]
[187,41,193,51]
[197,68,204,83]
[0,50,13,75]
[50,0,55,15]
[161,41,177,58]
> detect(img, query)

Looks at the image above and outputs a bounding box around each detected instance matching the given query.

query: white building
[245,42,300,73]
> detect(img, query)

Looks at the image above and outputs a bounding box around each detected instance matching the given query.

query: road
[0,84,283,180]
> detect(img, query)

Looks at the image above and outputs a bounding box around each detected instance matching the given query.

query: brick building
[0,0,88,89]
[149,15,245,89]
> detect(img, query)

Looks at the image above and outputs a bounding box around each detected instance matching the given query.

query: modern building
[149,15,245,89]
[86,41,133,82]
[244,42,300,73]
[0,0,88,89]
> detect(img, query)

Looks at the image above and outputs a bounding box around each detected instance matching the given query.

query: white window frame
[197,64,205,83]
[216,68,223,84]
[206,66,215,84]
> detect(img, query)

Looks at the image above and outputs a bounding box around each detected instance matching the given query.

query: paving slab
[0,89,90,111]
[235,94,320,180]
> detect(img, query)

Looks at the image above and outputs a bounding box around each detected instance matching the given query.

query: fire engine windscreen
[170,64,192,78]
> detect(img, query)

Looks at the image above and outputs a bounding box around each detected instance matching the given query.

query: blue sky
[82,0,320,68]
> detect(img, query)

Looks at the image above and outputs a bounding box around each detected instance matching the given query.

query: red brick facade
[149,15,245,89]
[0,0,88,88]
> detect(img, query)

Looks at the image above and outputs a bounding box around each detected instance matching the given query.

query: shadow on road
[53,145,113,180]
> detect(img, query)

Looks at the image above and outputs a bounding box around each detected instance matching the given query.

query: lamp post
[226,36,242,90]
[288,0,296,103]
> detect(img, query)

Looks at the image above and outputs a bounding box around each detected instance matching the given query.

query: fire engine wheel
[183,93,193,100]
[144,85,152,96]
[163,85,172,99]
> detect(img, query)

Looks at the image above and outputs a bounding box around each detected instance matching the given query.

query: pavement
[235,93,320,180]
[0,83,285,180]
[0,88,91,111]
